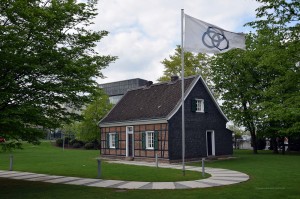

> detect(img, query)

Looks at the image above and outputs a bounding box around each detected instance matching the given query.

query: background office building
[100,78,149,104]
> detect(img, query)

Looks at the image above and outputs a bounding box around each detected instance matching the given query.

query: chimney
[171,76,179,82]
[146,81,153,87]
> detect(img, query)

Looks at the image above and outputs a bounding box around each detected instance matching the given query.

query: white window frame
[126,126,134,157]
[146,131,154,150]
[109,132,116,148]
[196,99,204,113]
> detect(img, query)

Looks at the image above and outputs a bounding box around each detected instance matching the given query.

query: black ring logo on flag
[202,26,229,51]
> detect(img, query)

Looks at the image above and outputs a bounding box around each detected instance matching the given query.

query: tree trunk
[272,137,279,154]
[280,137,285,155]
[250,131,258,154]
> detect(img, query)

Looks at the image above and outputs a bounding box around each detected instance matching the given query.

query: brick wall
[100,123,169,159]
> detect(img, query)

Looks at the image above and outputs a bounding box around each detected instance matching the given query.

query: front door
[126,126,134,157]
[207,131,212,156]
[128,134,133,156]
[206,130,215,156]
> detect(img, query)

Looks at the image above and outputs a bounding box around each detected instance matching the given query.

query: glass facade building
[100,78,149,104]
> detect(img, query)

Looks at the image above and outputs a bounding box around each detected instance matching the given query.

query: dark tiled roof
[100,76,197,123]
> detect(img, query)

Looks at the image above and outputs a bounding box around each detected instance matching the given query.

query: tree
[158,45,211,83]
[74,90,113,142]
[0,0,116,149]
[210,47,262,154]
[247,0,300,146]
[210,0,299,154]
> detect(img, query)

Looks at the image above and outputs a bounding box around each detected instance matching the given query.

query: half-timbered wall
[100,123,169,159]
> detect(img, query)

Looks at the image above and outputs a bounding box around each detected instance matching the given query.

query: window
[196,99,204,112]
[191,99,204,112]
[146,131,154,149]
[110,133,116,148]
[142,131,158,150]
[107,133,118,148]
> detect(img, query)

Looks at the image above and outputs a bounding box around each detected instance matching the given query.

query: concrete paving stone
[152,182,175,190]
[209,170,240,173]
[26,175,64,182]
[0,170,18,173]
[65,178,100,185]
[10,174,46,180]
[87,180,124,188]
[211,173,248,177]
[176,181,213,188]
[205,168,228,172]
[200,178,238,185]
[138,182,153,189]
[174,182,191,189]
[108,181,131,188]
[209,177,248,182]
[45,177,81,184]
[117,181,150,189]
[0,172,34,178]
[0,171,19,175]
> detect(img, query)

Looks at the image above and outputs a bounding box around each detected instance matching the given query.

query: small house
[99,75,232,162]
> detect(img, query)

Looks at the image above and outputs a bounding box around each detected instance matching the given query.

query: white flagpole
[181,9,185,176]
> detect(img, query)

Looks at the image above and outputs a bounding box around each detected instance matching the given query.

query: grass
[1,142,300,199]
[0,141,204,182]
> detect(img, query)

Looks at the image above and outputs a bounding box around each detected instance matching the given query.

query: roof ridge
[126,75,200,92]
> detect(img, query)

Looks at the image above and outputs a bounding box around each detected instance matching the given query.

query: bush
[84,142,94,150]
[78,140,85,146]
[72,142,81,148]
[64,137,71,144]
[69,139,78,146]
[56,138,63,147]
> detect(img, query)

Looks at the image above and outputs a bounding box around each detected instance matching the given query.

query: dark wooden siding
[168,79,232,160]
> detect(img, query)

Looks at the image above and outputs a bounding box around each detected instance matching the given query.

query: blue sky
[92,0,261,84]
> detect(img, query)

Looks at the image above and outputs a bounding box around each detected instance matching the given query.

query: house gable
[167,77,231,160]
[166,76,228,122]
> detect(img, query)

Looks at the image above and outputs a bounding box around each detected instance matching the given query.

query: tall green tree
[247,0,300,139]
[0,0,116,148]
[75,90,112,142]
[210,47,262,154]
[158,45,211,82]
[211,0,299,154]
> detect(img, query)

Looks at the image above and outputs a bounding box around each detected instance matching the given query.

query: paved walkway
[0,160,249,190]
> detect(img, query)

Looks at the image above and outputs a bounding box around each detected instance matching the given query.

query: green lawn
[0,141,203,181]
[1,142,300,199]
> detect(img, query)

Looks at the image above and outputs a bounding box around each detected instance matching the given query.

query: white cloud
[92,0,260,84]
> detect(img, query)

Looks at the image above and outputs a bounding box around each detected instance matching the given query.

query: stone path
[0,160,249,190]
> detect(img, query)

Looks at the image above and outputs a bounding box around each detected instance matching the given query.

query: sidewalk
[0,160,249,190]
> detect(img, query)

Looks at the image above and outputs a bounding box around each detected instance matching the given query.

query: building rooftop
[100,76,197,124]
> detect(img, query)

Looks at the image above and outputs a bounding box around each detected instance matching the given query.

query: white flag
[184,14,246,54]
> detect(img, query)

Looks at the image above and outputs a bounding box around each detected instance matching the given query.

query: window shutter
[204,100,207,113]
[154,131,159,150]
[115,133,119,149]
[191,99,197,112]
[142,132,146,150]
[106,133,110,148]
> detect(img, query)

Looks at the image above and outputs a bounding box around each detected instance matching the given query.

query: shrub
[78,140,85,146]
[64,137,71,144]
[84,142,94,150]
[72,142,81,148]
[69,139,78,146]
[56,138,63,147]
